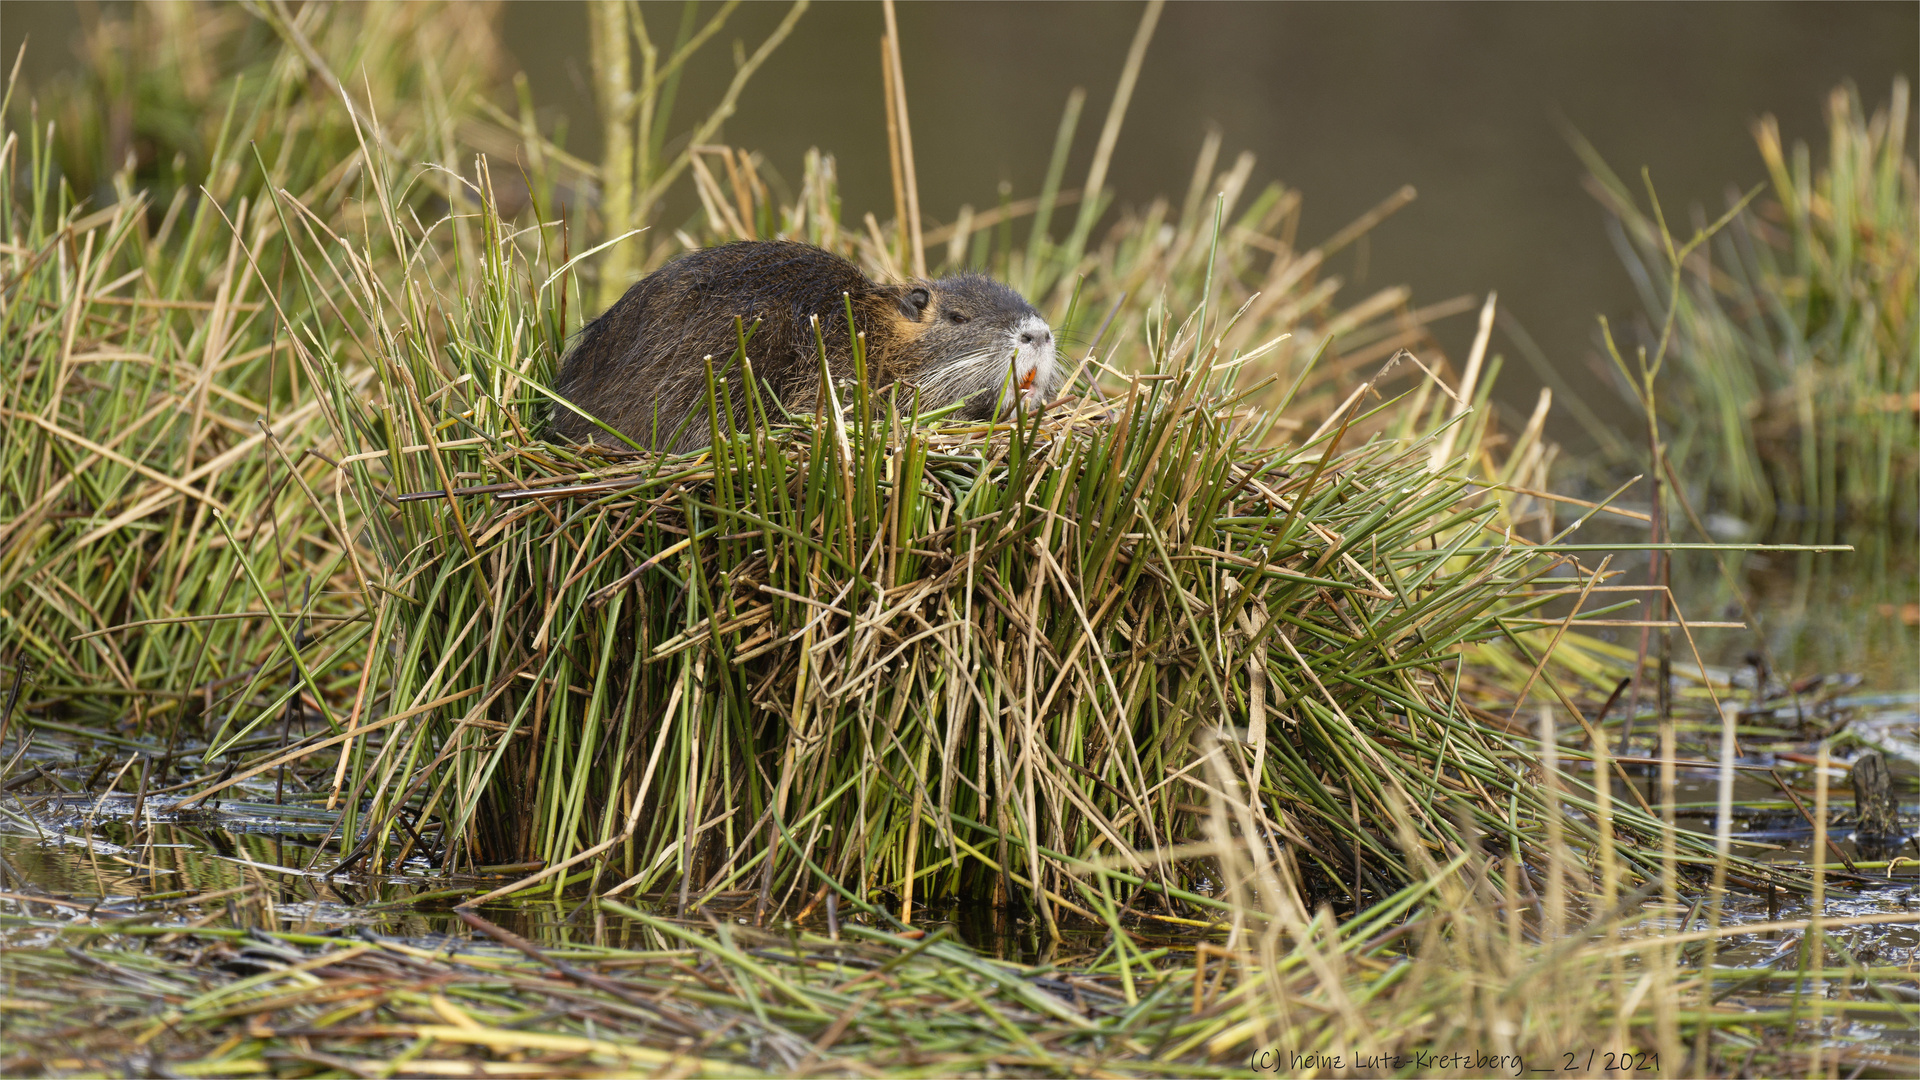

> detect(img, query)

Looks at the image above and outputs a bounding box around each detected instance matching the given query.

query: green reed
[1582,79,1918,530]
[0,2,502,769]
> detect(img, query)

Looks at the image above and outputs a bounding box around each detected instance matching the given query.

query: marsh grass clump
[287,149,1801,921]
[313,334,1580,914]
[0,2,510,769]
[1584,79,1918,529]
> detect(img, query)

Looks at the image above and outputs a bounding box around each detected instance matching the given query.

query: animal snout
[1019,328,1051,345]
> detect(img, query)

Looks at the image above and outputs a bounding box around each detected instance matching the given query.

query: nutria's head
[867,274,1059,419]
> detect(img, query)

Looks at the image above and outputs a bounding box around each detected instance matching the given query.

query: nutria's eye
[907,287,931,311]
[947,311,969,325]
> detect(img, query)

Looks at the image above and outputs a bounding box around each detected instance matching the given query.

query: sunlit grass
[1581,79,1918,531]
[2,4,1902,1078]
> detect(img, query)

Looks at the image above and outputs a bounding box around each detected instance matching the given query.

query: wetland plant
[3,4,1901,1077]
[1583,79,1919,530]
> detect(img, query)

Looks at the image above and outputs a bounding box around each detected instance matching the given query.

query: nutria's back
[552,241,1058,451]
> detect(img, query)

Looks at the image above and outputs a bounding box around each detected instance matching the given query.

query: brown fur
[552,241,1055,451]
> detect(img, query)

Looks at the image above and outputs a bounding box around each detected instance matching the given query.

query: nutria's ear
[895,285,932,320]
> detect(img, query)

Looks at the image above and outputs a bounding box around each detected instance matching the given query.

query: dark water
[6,2,1916,442]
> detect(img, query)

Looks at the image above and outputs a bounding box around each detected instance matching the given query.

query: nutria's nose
[1019,328,1050,345]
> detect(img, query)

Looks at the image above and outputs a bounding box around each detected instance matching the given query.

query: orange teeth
[1019,369,1036,390]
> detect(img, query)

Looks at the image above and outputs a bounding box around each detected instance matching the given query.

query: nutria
[551,241,1059,451]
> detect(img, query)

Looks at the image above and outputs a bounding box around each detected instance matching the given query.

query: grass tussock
[269,108,1744,918]
[1583,79,1919,528]
[316,294,1606,915]
[0,1,513,739]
